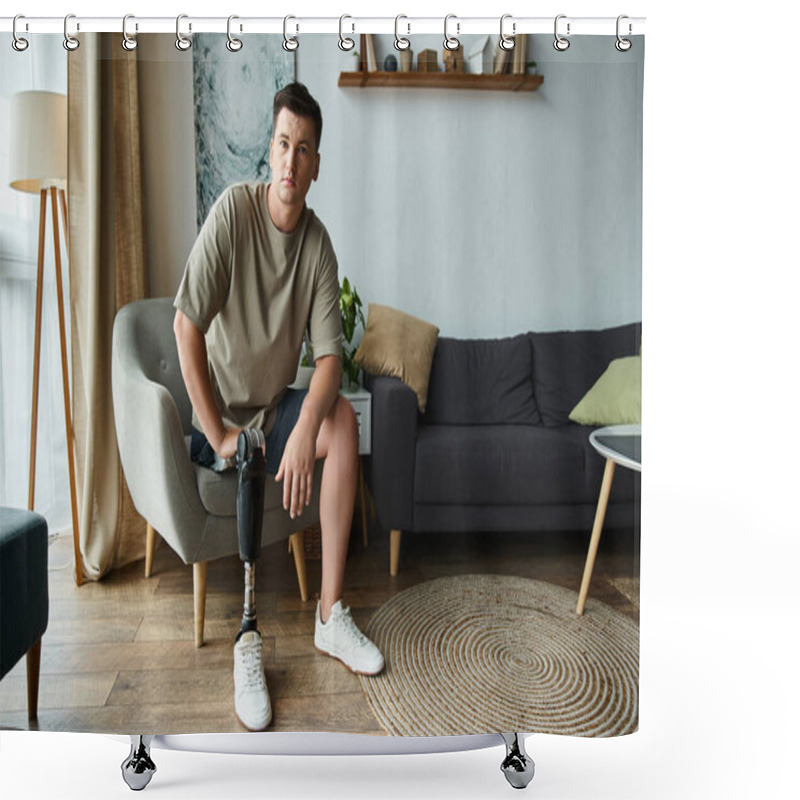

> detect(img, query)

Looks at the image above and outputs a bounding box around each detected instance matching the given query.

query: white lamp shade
[9,90,67,193]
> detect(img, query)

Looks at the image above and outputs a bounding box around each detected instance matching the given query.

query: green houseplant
[300,276,366,387]
[339,277,366,387]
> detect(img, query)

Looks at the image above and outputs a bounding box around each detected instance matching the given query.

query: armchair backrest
[113,298,193,434]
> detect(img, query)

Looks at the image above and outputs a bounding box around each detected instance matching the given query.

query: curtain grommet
[122,14,138,51]
[338,14,355,51]
[615,15,632,52]
[283,15,299,52]
[12,14,29,51]
[499,14,515,51]
[554,14,570,51]
[63,13,80,51]
[227,15,243,52]
[175,14,192,51]
[394,15,411,51]
[443,14,460,51]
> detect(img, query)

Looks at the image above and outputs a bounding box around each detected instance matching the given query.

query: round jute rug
[358,575,639,737]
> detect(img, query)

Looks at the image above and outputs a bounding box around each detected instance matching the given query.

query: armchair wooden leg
[390,529,402,577]
[193,561,208,648]
[289,531,309,602]
[26,638,42,720]
[144,523,156,578]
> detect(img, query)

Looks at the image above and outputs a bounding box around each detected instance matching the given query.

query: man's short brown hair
[273,82,323,152]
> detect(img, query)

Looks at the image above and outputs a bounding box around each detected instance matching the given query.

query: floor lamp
[9,90,83,586]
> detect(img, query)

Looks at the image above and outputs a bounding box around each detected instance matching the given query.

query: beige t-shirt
[174,181,342,434]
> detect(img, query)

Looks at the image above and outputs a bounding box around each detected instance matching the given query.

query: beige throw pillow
[354,304,440,412]
[569,355,642,426]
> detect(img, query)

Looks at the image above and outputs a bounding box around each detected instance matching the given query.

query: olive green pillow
[569,355,642,426]
[354,303,440,412]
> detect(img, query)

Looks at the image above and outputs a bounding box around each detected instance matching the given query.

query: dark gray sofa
[363,322,642,574]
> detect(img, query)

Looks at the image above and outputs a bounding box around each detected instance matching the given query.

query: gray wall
[140,33,643,338]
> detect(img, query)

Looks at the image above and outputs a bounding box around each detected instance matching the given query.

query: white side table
[576,424,641,615]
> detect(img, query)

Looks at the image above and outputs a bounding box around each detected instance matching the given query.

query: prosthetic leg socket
[236,428,267,638]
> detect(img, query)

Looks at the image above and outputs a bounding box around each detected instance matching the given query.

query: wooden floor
[0,515,639,734]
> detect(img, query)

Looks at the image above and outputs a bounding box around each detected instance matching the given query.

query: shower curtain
[1,25,643,744]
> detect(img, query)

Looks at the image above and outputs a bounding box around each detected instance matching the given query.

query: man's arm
[173,309,241,459]
[275,354,341,518]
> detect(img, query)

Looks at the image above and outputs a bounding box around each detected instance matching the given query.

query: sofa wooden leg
[26,638,42,720]
[390,529,402,576]
[289,531,309,602]
[145,523,156,578]
[193,561,208,648]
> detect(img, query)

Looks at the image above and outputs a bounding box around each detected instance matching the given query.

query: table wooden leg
[359,457,368,547]
[577,458,616,615]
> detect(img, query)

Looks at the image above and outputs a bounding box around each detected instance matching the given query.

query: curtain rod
[1,16,646,37]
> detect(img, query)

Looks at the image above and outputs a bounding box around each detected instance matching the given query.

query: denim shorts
[190,388,309,475]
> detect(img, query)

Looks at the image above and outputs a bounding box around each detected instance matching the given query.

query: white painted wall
[140,33,642,338]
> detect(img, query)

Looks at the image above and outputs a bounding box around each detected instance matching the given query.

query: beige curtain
[68,34,148,580]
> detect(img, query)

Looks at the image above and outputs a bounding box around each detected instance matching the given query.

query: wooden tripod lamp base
[27,185,83,586]
[10,91,83,586]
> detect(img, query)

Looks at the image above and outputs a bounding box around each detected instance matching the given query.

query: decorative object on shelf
[442,44,465,73]
[466,35,493,74]
[418,49,439,73]
[512,33,528,74]
[399,49,414,72]
[493,40,511,74]
[384,54,398,72]
[366,33,378,71]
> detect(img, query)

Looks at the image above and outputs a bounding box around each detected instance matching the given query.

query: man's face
[269,107,320,210]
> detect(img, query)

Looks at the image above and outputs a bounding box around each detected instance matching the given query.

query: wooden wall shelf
[338,71,544,92]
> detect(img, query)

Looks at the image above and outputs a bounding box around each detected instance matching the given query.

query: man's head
[269,83,323,223]
[273,82,323,153]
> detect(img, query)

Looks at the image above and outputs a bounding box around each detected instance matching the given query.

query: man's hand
[275,418,317,519]
[214,426,243,461]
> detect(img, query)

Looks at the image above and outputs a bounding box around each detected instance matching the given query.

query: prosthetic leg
[235,429,267,639]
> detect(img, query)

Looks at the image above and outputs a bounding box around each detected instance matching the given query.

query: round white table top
[589,423,641,472]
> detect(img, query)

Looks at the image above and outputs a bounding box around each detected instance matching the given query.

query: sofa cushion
[354,303,440,412]
[530,322,642,428]
[569,354,642,426]
[425,336,540,425]
[413,425,595,506]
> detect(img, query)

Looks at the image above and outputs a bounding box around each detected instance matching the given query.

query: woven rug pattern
[359,575,638,737]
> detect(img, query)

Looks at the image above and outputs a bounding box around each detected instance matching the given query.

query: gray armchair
[112,297,321,646]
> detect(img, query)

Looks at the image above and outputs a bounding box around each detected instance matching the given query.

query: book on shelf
[493,41,510,74]
[512,34,527,75]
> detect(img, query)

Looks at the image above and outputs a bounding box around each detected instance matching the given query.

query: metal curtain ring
[175,14,192,51]
[338,14,355,51]
[616,14,632,52]
[499,13,515,51]
[394,15,410,51]
[12,14,29,51]
[554,14,570,51]
[122,15,137,51]
[443,13,460,51]
[283,15,298,51]
[63,13,79,51]
[227,15,243,52]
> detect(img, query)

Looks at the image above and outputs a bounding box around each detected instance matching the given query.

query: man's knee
[331,395,358,449]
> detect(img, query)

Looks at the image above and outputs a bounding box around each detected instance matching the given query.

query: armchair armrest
[112,307,206,563]
[363,374,418,531]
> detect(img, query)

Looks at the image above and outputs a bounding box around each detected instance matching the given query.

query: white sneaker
[233,630,272,730]
[314,600,385,676]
